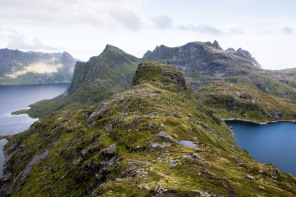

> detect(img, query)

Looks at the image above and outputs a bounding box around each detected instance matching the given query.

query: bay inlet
[225,120,296,177]
[0,84,69,175]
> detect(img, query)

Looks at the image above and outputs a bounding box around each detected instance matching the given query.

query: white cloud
[5,32,58,50]
[229,28,244,35]
[109,6,143,31]
[0,0,173,32]
[0,0,295,70]
[178,25,223,35]
[0,0,148,31]
[151,15,173,30]
[282,27,294,34]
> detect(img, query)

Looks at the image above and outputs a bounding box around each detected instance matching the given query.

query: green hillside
[15,45,140,118]
[1,62,296,196]
[194,81,296,123]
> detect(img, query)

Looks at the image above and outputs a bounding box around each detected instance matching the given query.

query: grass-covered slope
[18,45,141,118]
[2,62,296,196]
[194,82,296,123]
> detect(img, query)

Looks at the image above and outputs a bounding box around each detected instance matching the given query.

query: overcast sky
[0,0,295,70]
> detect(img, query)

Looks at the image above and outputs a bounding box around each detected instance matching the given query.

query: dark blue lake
[0,84,69,174]
[225,120,296,177]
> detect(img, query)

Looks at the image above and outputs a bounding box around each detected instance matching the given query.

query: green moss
[132,61,187,92]
[2,62,296,197]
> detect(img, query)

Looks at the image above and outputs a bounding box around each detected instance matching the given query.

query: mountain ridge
[144,41,296,100]
[17,41,296,119]
[16,44,141,118]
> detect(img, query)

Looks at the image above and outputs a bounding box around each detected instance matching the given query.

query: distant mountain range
[0,49,76,85]
[17,41,296,119]
[143,41,296,100]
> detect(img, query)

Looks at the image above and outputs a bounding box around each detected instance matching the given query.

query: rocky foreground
[1,62,295,196]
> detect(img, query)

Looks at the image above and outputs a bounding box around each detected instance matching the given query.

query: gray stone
[243,174,255,180]
[169,163,177,169]
[155,183,167,193]
[182,155,191,159]
[271,169,278,180]
[6,150,49,195]
[101,144,116,155]
[192,153,204,161]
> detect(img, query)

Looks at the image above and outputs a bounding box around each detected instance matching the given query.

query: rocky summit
[1,62,296,196]
[132,61,187,92]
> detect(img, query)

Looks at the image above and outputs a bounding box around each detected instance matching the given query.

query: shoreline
[0,135,9,140]
[0,83,70,87]
[222,118,296,125]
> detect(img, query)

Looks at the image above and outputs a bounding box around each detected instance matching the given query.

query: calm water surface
[225,120,296,176]
[0,84,69,174]
[179,140,198,147]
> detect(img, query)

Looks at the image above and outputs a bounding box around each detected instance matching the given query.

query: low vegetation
[194,81,296,123]
[2,62,296,196]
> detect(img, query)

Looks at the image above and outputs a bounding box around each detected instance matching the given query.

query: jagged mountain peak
[102,44,127,55]
[213,40,222,50]
[62,51,72,56]
[236,48,261,68]
[143,41,262,82]
[143,50,152,58]
[99,44,139,64]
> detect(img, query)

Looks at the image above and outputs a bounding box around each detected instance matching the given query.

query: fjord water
[225,120,296,176]
[0,84,69,174]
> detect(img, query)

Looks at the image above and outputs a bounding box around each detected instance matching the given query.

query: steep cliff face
[61,52,76,74]
[23,45,140,118]
[1,62,296,196]
[143,41,261,78]
[66,44,139,95]
[144,41,296,100]
[0,49,76,85]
